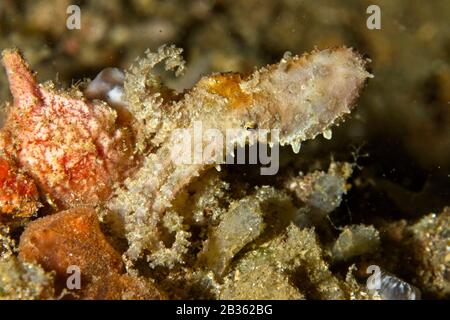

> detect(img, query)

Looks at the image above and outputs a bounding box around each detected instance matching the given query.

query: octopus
[106,45,372,263]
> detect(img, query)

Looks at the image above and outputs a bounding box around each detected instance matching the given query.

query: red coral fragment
[1,49,135,209]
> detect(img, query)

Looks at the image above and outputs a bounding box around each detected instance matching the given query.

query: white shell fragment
[84,67,127,108]
[378,271,421,300]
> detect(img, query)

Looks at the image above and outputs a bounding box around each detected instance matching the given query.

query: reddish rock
[19,207,164,299]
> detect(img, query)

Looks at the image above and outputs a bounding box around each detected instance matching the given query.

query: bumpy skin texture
[0,49,135,209]
[18,207,165,300]
[0,154,40,218]
[108,46,371,262]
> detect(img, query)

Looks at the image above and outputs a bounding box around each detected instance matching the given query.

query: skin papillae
[0,49,135,210]
[0,154,40,219]
[107,46,372,262]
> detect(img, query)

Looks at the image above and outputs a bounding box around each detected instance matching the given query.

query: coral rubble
[1,49,135,210]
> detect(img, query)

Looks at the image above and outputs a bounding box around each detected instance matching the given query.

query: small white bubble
[323,129,332,140]
[291,141,301,154]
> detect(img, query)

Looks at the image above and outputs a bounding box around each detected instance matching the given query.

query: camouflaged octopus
[0,45,371,268]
